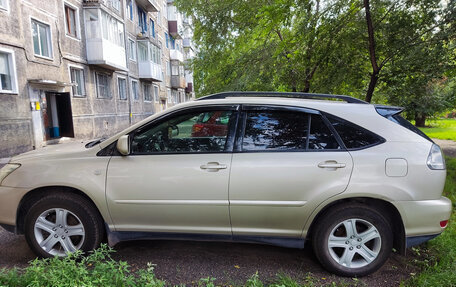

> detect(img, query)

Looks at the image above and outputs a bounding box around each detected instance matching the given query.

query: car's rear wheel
[312,203,393,277]
[24,192,104,257]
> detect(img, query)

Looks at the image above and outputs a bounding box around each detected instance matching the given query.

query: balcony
[171,76,186,89]
[84,9,127,71]
[185,83,193,93]
[167,4,183,38]
[138,62,163,81]
[170,49,184,62]
[136,0,159,12]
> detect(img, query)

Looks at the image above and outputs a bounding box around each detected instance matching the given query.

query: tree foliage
[177,0,456,124]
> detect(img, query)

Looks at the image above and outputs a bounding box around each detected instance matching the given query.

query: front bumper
[394,196,452,238]
[0,186,29,226]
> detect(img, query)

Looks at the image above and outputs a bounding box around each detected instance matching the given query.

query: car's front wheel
[24,192,104,257]
[312,203,393,277]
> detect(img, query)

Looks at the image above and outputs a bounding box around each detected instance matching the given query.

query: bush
[0,244,165,287]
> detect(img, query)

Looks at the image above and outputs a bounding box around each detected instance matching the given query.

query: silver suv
[0,92,451,276]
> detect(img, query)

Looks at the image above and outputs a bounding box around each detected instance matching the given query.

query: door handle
[318,161,346,169]
[200,162,227,171]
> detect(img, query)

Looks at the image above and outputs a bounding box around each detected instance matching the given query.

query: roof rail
[196,91,368,104]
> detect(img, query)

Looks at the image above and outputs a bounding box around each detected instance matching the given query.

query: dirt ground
[434,139,456,158]
[0,227,422,286]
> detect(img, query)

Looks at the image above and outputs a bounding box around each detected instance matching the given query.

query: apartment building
[0,0,195,159]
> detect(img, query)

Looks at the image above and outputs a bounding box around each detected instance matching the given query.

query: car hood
[10,141,99,163]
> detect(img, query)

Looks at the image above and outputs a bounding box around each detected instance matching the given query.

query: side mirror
[117,135,130,156]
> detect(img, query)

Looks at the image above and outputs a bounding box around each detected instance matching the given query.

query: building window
[64,4,78,38]
[171,63,180,76]
[167,88,171,102]
[118,77,127,100]
[100,10,124,47]
[170,36,175,49]
[165,32,169,48]
[166,60,170,76]
[144,83,152,101]
[172,89,178,103]
[0,50,17,93]
[0,0,8,11]
[128,38,136,61]
[150,19,155,38]
[153,85,159,102]
[96,73,110,99]
[31,19,52,58]
[70,67,85,97]
[112,0,121,11]
[150,44,161,64]
[137,7,147,33]
[126,0,133,20]
[131,80,138,100]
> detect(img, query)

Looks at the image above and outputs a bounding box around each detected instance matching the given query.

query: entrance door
[229,107,353,237]
[106,106,238,234]
[43,93,74,139]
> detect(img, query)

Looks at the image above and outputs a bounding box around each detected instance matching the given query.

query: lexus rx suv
[0,92,451,276]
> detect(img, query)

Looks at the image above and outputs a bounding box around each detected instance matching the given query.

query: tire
[312,203,393,277]
[24,192,104,258]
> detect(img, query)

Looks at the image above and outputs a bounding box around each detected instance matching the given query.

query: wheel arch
[305,197,406,255]
[15,186,107,235]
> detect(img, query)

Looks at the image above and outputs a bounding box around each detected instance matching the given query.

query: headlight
[0,163,21,185]
[426,144,446,170]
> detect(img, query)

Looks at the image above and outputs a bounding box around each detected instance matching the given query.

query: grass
[418,118,456,141]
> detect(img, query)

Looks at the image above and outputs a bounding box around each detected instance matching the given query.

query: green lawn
[418,119,456,141]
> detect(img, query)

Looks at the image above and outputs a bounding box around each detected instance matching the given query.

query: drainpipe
[123,19,132,126]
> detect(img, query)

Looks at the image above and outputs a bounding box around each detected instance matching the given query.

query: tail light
[440,220,449,228]
[427,144,446,170]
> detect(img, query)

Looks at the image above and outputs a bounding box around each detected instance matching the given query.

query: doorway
[43,92,74,140]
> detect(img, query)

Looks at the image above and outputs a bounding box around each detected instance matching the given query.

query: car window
[308,115,341,150]
[131,110,233,154]
[242,110,308,151]
[326,114,384,149]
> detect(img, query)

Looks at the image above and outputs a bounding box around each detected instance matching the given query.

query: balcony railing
[171,75,186,89]
[170,49,184,62]
[138,62,163,81]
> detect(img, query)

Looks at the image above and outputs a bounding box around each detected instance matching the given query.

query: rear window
[326,115,384,149]
[376,107,432,141]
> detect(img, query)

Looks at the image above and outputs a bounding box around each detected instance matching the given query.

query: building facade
[0,0,195,159]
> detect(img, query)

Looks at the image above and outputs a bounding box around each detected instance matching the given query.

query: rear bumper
[394,196,452,237]
[0,186,29,226]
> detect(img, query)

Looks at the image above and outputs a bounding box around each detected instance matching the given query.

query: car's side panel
[105,153,233,233]
[229,151,353,237]
[0,153,113,227]
[300,141,448,238]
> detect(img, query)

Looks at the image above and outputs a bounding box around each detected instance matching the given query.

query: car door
[106,105,238,234]
[229,106,353,238]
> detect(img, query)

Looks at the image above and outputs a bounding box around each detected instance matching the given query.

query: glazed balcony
[171,76,186,89]
[84,8,127,71]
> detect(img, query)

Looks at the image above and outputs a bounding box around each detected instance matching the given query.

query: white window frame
[131,79,138,100]
[117,76,127,100]
[112,0,121,11]
[143,83,152,102]
[153,84,159,102]
[128,38,136,62]
[0,0,9,12]
[167,88,172,103]
[0,47,18,94]
[31,18,53,59]
[63,1,81,40]
[95,72,111,99]
[68,65,85,97]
